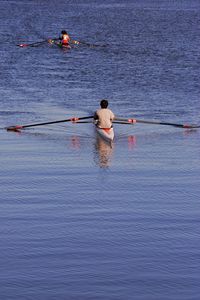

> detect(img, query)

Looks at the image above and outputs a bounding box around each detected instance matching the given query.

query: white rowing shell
[95,126,114,142]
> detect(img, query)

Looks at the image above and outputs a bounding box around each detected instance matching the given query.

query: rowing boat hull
[48,39,71,49]
[95,126,114,142]
[57,43,71,49]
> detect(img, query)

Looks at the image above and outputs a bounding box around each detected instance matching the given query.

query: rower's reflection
[94,135,114,168]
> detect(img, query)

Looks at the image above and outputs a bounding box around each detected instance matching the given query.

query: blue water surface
[0,1,200,299]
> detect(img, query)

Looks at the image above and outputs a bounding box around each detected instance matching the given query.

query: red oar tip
[18,44,27,47]
[6,125,23,131]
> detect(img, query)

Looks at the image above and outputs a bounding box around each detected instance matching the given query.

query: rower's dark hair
[100,99,108,108]
[61,30,67,34]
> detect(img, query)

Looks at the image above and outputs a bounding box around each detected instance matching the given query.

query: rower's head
[61,30,67,35]
[100,99,108,109]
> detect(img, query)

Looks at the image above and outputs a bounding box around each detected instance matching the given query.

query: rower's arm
[94,112,98,120]
[111,113,115,121]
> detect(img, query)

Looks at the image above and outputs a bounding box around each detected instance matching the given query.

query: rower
[59,30,71,46]
[94,99,115,129]
[59,30,80,46]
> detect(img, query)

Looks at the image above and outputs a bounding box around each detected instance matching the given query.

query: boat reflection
[68,134,137,168]
[94,135,114,168]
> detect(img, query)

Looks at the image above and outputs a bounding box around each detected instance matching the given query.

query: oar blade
[6,125,23,131]
[17,44,28,47]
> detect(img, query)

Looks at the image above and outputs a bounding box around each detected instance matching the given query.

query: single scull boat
[56,43,71,49]
[48,39,71,49]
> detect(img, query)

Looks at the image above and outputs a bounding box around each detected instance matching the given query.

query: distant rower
[59,30,70,46]
[59,30,80,47]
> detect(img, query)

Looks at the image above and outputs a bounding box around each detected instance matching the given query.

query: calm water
[0,0,200,299]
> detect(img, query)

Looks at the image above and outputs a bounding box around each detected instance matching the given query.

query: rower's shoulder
[107,108,115,115]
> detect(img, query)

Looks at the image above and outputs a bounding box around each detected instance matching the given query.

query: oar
[17,38,59,48]
[115,117,200,129]
[17,40,48,47]
[73,40,107,48]
[79,40,95,47]
[6,116,94,131]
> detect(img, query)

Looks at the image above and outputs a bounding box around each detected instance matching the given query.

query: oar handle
[113,121,134,125]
